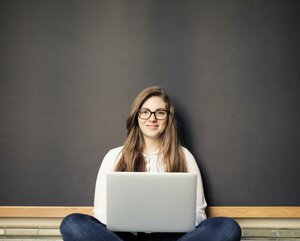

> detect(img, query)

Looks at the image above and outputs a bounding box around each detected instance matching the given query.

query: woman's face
[138,96,168,141]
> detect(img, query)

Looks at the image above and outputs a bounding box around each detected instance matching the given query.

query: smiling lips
[146,124,159,130]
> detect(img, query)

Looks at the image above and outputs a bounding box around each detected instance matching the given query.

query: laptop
[106,172,197,233]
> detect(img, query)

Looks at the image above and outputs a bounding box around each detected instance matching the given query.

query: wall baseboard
[1,224,300,240]
[0,206,299,218]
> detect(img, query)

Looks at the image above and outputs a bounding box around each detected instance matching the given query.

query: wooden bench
[1,206,300,240]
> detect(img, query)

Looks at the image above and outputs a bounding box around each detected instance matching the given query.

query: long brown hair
[114,86,187,172]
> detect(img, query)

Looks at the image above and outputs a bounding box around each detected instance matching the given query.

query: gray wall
[0,0,299,206]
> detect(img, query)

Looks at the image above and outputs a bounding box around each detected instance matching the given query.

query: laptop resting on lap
[106,172,197,233]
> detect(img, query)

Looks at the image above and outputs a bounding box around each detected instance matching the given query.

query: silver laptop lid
[106,172,197,233]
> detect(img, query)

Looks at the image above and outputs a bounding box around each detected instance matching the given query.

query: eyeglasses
[138,108,169,120]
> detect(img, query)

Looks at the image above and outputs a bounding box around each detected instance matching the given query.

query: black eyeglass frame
[138,108,169,120]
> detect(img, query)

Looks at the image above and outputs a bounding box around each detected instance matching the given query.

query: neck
[143,137,161,155]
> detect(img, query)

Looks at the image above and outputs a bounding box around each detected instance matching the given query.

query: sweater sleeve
[93,147,122,224]
[182,147,207,226]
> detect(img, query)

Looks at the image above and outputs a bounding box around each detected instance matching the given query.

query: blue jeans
[60,213,241,241]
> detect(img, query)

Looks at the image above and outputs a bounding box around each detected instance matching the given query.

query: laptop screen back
[106,172,197,233]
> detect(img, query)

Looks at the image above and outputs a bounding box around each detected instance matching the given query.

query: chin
[144,133,161,140]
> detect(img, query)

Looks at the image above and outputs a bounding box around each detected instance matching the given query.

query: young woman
[60,86,241,241]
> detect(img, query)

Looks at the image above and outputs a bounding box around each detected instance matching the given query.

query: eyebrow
[139,108,167,111]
